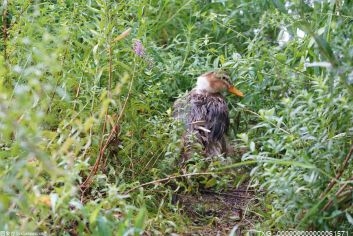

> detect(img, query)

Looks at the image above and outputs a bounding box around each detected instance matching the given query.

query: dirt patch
[176,183,259,235]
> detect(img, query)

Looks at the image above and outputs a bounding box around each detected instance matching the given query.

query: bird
[173,71,244,163]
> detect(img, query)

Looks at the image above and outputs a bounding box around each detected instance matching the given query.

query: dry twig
[320,141,353,199]
[124,172,213,194]
[319,141,353,212]
[321,176,353,211]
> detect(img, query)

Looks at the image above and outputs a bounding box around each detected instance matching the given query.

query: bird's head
[195,71,244,97]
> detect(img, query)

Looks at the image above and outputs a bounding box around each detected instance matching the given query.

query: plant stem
[320,141,353,199]
[2,0,8,60]
[125,172,213,194]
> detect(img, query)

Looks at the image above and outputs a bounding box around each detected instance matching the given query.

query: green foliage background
[0,0,352,234]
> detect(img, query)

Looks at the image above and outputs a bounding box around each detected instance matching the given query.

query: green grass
[0,0,352,234]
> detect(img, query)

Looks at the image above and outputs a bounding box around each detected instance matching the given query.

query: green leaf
[346,212,353,225]
[271,0,287,13]
[205,178,217,188]
[97,216,112,236]
[0,194,11,211]
[89,204,102,226]
[296,20,339,67]
[250,141,256,152]
[134,207,147,233]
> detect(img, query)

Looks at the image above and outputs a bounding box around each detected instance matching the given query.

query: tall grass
[0,0,352,234]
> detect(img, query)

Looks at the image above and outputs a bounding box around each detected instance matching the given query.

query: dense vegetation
[1,0,352,234]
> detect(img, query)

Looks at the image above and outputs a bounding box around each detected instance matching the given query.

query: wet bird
[173,71,244,162]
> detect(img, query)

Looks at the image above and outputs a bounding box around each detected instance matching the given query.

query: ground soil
[177,183,260,235]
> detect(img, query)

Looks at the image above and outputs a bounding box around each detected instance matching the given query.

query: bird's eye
[220,75,230,83]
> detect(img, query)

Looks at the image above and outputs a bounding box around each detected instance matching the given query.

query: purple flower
[133,40,145,57]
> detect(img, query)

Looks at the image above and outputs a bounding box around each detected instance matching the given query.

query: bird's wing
[188,92,229,143]
[173,91,229,145]
[205,95,229,142]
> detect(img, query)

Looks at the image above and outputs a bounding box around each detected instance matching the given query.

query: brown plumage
[173,71,244,162]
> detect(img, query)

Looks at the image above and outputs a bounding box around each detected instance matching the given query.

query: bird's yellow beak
[228,86,244,97]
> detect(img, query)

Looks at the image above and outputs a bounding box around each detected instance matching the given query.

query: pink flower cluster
[133,40,154,69]
[133,40,145,57]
